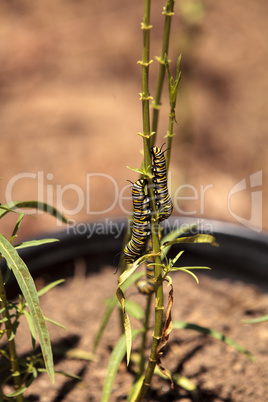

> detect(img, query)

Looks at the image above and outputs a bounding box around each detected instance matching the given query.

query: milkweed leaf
[93,271,144,352]
[0,234,55,382]
[126,166,144,174]
[169,250,185,266]
[124,299,144,321]
[22,309,36,349]
[11,214,24,239]
[160,223,198,259]
[171,268,200,284]
[173,320,254,361]
[44,316,67,330]
[64,348,97,361]
[101,330,140,402]
[37,279,65,297]
[162,234,218,249]
[15,238,59,250]
[170,266,211,284]
[127,374,145,402]
[156,285,174,388]
[242,315,268,324]
[116,254,149,364]
[6,385,28,397]
[116,287,132,366]
[0,200,69,223]
[38,368,81,380]
[154,366,197,397]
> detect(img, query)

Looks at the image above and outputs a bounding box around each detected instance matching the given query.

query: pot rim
[2,216,268,292]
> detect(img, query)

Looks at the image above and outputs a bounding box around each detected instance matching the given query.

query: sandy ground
[2,264,267,401]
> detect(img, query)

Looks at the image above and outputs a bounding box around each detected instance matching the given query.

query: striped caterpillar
[151,146,173,222]
[124,146,172,294]
[124,179,151,264]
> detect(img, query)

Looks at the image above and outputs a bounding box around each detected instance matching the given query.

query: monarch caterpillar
[151,146,173,222]
[136,237,155,295]
[124,179,151,264]
[136,264,155,295]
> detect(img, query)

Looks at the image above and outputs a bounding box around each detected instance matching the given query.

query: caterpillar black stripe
[151,146,173,222]
[124,179,151,264]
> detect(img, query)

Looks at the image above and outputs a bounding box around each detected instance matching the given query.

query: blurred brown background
[0,0,267,240]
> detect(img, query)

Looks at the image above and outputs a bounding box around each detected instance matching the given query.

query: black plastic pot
[2,217,268,297]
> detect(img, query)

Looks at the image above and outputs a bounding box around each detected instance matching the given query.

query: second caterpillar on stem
[124,145,173,295]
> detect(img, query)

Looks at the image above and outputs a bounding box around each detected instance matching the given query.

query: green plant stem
[139,0,153,167]
[137,293,152,376]
[136,1,164,400]
[135,254,163,401]
[166,118,174,171]
[151,0,175,146]
[0,267,24,402]
[165,54,181,170]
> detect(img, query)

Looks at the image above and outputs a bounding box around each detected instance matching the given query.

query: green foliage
[94,1,256,400]
[0,200,69,223]
[101,330,141,402]
[242,315,268,324]
[173,321,255,361]
[0,199,68,400]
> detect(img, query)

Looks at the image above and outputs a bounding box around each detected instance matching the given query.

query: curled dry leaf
[156,283,174,389]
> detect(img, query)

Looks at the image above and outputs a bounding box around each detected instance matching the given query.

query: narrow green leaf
[171,266,211,281]
[154,365,197,394]
[0,234,55,382]
[242,315,268,324]
[169,250,185,266]
[0,200,69,223]
[161,223,198,245]
[173,321,255,361]
[93,300,117,353]
[160,223,198,259]
[172,266,211,270]
[0,205,23,216]
[93,271,144,352]
[126,166,154,179]
[15,238,59,250]
[173,374,197,393]
[6,385,28,397]
[116,287,132,366]
[172,54,182,98]
[101,330,140,402]
[38,368,82,380]
[8,321,19,342]
[54,370,81,380]
[23,309,36,348]
[118,254,150,287]
[37,279,65,297]
[4,264,12,285]
[126,166,144,174]
[127,374,145,402]
[115,255,149,364]
[64,348,97,361]
[162,234,218,248]
[0,348,10,360]
[172,268,200,284]
[124,299,144,321]
[44,316,67,330]
[11,214,24,239]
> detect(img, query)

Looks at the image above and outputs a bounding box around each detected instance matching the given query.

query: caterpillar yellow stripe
[151,146,173,222]
[124,179,151,264]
